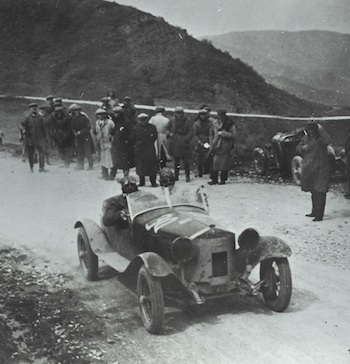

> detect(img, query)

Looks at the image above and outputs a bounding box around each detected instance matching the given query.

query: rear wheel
[260,258,292,312]
[137,265,164,334]
[253,148,267,175]
[77,227,98,281]
[291,156,302,185]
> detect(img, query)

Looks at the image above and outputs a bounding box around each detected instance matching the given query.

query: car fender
[257,235,292,262]
[125,252,174,278]
[74,218,113,255]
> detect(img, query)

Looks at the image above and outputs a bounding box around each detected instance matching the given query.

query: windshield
[127,186,208,220]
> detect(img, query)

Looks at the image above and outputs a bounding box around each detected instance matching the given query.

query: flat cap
[95,108,108,115]
[155,106,165,113]
[123,96,132,101]
[100,97,110,102]
[39,104,49,109]
[137,113,149,119]
[46,95,54,100]
[28,102,38,108]
[112,106,123,113]
[174,106,184,113]
[305,121,318,130]
[68,103,81,111]
[199,109,208,115]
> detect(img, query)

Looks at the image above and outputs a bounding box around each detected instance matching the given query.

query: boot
[174,162,180,181]
[110,167,117,180]
[208,170,218,185]
[101,166,109,180]
[306,193,316,217]
[185,167,190,182]
[313,192,326,221]
[139,176,145,187]
[150,175,159,187]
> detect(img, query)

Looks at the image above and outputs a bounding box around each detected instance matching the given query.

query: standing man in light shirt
[149,106,170,168]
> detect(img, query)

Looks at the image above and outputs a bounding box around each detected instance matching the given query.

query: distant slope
[206,30,350,107]
[0,0,324,116]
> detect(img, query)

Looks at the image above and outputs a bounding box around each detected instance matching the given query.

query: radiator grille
[212,252,228,277]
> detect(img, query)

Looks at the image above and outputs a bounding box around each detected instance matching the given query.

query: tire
[253,148,267,175]
[291,156,302,185]
[260,258,292,312]
[77,227,98,281]
[137,265,164,334]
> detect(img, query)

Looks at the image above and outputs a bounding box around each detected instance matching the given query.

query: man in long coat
[20,103,48,172]
[94,108,115,180]
[110,106,135,179]
[69,104,94,170]
[129,113,158,187]
[149,106,170,168]
[208,109,236,185]
[296,121,331,221]
[168,106,193,182]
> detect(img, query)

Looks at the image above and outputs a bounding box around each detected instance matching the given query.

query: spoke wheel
[137,265,164,334]
[77,227,98,281]
[291,156,302,185]
[260,258,292,312]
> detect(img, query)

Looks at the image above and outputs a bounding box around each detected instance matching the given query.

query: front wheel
[77,227,98,281]
[260,258,292,312]
[291,156,302,185]
[137,265,164,334]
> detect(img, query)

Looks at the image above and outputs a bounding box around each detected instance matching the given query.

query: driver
[102,175,138,227]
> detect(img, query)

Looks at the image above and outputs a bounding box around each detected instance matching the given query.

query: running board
[99,252,130,273]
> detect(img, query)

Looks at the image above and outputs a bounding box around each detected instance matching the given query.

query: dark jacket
[71,113,94,152]
[111,114,135,169]
[130,123,158,176]
[20,113,46,147]
[102,195,128,228]
[296,127,331,193]
[169,114,193,158]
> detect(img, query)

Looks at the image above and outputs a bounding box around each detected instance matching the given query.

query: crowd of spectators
[18,91,237,185]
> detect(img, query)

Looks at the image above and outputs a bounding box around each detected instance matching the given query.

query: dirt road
[1,154,350,364]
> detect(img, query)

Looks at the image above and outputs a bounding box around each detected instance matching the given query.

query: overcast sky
[110,0,350,37]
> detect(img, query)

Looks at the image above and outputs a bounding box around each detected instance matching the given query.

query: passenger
[69,103,94,170]
[102,175,138,227]
[110,106,135,179]
[149,106,171,168]
[296,121,331,221]
[20,103,48,172]
[193,109,213,177]
[94,108,115,180]
[129,113,159,187]
[168,106,193,182]
[208,109,236,185]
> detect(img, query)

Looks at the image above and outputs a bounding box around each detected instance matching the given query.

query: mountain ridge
[0,0,325,115]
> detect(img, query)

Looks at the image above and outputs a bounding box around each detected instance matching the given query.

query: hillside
[0,0,324,116]
[206,30,350,108]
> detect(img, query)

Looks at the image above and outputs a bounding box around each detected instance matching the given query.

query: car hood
[135,208,228,240]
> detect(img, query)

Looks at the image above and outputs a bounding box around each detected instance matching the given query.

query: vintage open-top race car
[75,186,292,334]
[253,128,347,184]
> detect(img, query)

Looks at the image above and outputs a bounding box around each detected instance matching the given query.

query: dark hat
[54,97,62,102]
[305,121,318,130]
[174,106,184,113]
[199,109,208,115]
[217,109,227,115]
[46,95,54,100]
[39,104,49,109]
[123,96,132,101]
[100,97,110,102]
[55,106,64,111]
[155,106,165,113]
[28,102,38,108]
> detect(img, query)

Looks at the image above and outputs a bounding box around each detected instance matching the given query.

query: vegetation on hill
[0,0,325,116]
[206,30,350,108]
